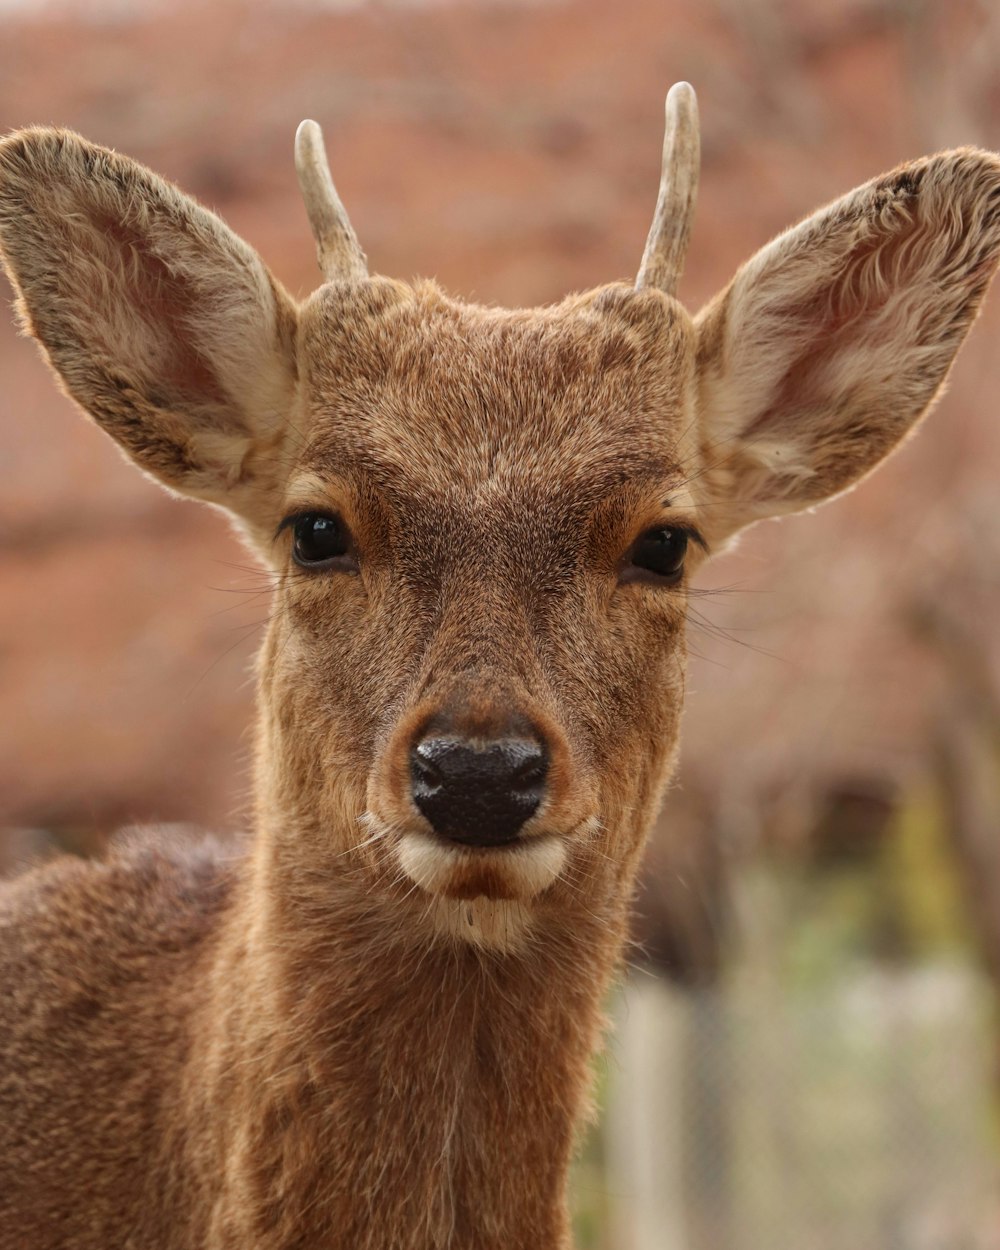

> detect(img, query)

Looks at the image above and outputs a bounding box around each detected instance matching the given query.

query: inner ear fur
[0,127,299,521]
[695,148,1000,543]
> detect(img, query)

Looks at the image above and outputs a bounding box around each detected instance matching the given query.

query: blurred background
[3,0,1000,1246]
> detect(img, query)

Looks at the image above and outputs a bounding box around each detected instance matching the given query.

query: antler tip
[665,82,698,130]
[295,119,324,166]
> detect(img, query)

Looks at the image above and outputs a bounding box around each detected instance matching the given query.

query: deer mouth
[395,829,568,902]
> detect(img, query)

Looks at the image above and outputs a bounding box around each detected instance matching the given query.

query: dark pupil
[293,514,347,564]
[632,527,689,578]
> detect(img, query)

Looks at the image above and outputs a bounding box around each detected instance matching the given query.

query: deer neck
[192,834,629,1250]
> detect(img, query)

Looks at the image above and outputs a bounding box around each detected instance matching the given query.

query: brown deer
[1,84,998,1250]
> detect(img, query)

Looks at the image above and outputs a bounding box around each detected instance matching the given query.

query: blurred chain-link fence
[573,863,1000,1250]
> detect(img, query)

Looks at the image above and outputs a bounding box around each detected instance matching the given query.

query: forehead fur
[294,278,696,499]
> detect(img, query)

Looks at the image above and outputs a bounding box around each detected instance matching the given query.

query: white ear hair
[694,148,1000,543]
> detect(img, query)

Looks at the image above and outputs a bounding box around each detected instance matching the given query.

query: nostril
[408,736,549,847]
[411,742,445,788]
[509,744,548,789]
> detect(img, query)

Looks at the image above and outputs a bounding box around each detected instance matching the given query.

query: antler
[295,119,368,284]
[635,82,700,296]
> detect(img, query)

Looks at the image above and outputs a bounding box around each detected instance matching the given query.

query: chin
[397,831,567,899]
[387,828,570,951]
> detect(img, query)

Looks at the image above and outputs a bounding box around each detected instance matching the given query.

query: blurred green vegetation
[570,784,999,1249]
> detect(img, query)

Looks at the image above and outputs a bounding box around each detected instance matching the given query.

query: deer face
[258,281,700,933]
[3,92,999,949]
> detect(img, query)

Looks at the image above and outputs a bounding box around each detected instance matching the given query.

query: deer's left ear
[694,149,1000,544]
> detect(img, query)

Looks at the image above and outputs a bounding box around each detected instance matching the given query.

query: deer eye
[284,513,354,569]
[624,526,690,585]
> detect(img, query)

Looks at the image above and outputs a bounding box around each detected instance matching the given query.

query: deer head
[2,87,998,950]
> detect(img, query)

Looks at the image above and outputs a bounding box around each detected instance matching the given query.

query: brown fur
[1,124,999,1249]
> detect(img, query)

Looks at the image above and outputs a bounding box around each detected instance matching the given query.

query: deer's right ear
[693,149,1000,545]
[0,128,298,521]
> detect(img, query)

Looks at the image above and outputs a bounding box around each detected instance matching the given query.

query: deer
[0,82,998,1250]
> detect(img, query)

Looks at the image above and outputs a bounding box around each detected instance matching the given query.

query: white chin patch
[396,833,567,950]
[397,831,566,899]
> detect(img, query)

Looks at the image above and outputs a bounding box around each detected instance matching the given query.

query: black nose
[410,736,548,847]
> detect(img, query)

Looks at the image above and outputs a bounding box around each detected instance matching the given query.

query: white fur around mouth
[396,830,568,900]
